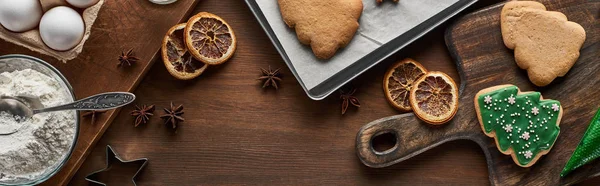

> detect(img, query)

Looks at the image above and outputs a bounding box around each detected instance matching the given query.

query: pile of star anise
[129,102,184,129]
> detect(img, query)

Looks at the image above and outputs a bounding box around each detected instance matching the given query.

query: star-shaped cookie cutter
[85,145,149,186]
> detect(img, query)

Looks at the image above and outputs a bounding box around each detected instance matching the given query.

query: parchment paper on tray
[0,0,104,62]
[255,0,463,95]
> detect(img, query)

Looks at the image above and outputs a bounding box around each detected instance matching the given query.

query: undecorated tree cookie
[501,1,586,87]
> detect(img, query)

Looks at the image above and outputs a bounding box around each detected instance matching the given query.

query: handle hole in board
[370,131,398,154]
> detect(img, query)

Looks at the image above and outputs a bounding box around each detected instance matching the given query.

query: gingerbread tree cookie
[474,84,562,167]
[501,1,586,87]
[277,0,363,59]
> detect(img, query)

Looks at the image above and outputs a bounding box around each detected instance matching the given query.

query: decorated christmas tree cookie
[561,108,600,177]
[474,84,562,167]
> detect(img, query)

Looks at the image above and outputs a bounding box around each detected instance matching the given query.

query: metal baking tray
[245,0,478,100]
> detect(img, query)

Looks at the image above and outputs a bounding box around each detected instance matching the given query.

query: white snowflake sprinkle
[532,107,539,115]
[524,150,533,159]
[484,95,492,104]
[505,124,513,133]
[508,96,516,105]
[551,103,560,112]
[521,132,530,141]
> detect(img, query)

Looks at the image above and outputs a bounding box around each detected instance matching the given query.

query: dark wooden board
[0,0,200,185]
[356,0,599,185]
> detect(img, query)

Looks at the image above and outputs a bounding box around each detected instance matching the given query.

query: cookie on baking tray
[474,84,562,167]
[500,1,586,87]
[277,0,363,59]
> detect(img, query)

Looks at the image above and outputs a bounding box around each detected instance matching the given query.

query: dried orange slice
[409,71,459,125]
[383,58,427,112]
[162,23,208,80]
[184,12,236,65]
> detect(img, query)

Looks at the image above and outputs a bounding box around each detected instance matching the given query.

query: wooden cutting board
[0,0,200,185]
[356,0,599,185]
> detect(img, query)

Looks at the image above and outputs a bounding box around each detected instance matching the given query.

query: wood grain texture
[357,0,599,185]
[0,0,199,185]
[62,0,600,185]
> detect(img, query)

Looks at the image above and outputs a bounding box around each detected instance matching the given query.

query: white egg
[66,0,100,8]
[0,0,43,32]
[39,6,85,51]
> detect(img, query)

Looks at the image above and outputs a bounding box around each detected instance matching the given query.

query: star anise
[340,88,360,115]
[258,66,283,89]
[130,104,155,127]
[118,48,139,67]
[82,110,107,125]
[160,102,184,129]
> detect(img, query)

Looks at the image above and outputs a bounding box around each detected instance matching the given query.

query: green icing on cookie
[477,85,561,166]
[561,108,600,177]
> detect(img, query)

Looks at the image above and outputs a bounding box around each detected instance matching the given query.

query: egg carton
[0,0,104,62]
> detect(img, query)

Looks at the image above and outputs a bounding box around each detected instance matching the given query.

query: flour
[0,69,76,184]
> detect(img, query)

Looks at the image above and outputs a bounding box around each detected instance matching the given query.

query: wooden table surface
[0,0,200,185]
[59,0,598,185]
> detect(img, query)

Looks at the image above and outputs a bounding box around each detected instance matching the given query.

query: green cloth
[561,108,600,177]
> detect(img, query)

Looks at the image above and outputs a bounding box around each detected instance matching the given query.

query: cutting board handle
[356,113,463,168]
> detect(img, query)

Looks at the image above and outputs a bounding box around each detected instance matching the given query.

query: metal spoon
[0,92,135,135]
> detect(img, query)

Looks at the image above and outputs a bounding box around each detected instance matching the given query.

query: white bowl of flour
[0,55,78,185]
